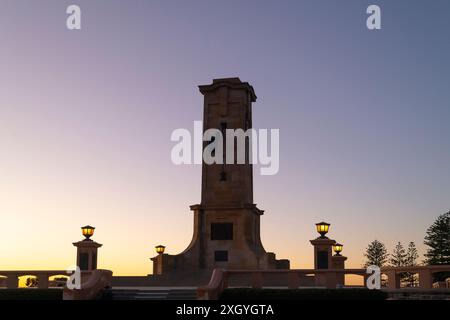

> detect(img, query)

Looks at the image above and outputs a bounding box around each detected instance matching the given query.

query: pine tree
[389,242,409,286]
[404,242,419,287]
[406,242,419,266]
[424,211,450,265]
[389,242,407,267]
[424,212,450,281]
[363,240,388,267]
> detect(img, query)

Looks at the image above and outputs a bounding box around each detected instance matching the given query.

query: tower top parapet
[199,77,257,102]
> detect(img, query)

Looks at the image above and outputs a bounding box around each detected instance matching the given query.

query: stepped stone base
[111,272,213,287]
[107,288,198,300]
[385,289,450,300]
[111,272,316,288]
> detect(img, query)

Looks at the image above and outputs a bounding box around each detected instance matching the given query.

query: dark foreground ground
[220,288,387,300]
[1,288,449,300]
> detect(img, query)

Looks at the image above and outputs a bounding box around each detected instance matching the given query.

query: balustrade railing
[0,270,68,289]
[198,265,450,300]
[0,269,113,300]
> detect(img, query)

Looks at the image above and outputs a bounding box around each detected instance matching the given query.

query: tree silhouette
[389,242,407,267]
[389,242,409,286]
[404,242,419,287]
[424,211,450,281]
[363,239,388,267]
[424,211,450,265]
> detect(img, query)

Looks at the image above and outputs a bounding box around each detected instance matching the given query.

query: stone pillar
[288,272,300,289]
[310,238,336,287]
[150,254,170,275]
[325,271,337,289]
[73,240,102,271]
[251,272,263,289]
[332,255,347,286]
[418,269,433,289]
[37,273,49,289]
[363,273,369,287]
[385,270,400,289]
[6,274,18,289]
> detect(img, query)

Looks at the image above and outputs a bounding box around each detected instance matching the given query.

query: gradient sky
[1,0,449,276]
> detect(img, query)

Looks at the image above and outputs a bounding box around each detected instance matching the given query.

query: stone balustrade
[0,270,68,289]
[0,269,113,300]
[198,265,450,300]
[381,265,450,290]
[198,268,368,300]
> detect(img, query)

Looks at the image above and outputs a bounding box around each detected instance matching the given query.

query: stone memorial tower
[151,78,289,276]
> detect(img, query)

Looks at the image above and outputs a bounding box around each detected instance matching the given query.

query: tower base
[151,204,289,276]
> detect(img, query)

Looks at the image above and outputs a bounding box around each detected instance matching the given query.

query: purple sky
[1,0,449,275]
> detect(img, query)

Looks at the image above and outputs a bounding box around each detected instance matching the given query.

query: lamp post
[315,222,330,239]
[331,242,347,287]
[73,225,102,271]
[81,225,95,241]
[155,245,166,255]
[333,243,343,256]
[310,222,335,270]
[151,245,167,275]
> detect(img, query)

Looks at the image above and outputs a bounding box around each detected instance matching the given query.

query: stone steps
[109,288,198,300]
